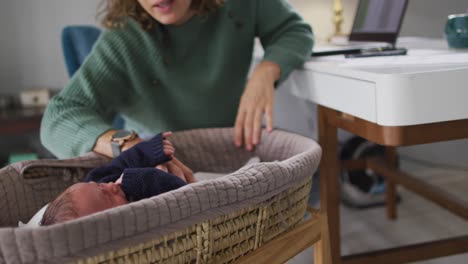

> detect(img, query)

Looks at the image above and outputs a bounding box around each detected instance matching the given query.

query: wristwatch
[111,130,137,157]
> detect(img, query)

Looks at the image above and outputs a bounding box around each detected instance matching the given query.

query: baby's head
[41,181,128,226]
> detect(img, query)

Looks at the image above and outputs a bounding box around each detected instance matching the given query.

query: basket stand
[236,208,323,264]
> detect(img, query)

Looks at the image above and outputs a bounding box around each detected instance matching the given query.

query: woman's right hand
[157,161,185,183]
[234,61,280,151]
[156,157,196,183]
[171,157,195,183]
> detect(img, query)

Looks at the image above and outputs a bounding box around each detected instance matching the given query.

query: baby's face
[69,182,128,218]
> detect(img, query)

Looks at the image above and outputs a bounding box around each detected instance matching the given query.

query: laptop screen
[349,0,409,44]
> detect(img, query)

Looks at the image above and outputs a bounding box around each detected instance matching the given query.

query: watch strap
[111,141,122,157]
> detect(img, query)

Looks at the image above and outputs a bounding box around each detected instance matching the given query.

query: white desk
[289,38,468,126]
[285,38,468,264]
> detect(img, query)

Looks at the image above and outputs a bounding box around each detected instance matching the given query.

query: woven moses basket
[0,128,321,264]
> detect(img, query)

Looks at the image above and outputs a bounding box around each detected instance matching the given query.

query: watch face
[112,130,133,140]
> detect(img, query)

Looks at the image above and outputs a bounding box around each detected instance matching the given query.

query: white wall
[401,0,468,38]
[289,0,359,42]
[0,0,20,95]
[0,0,99,94]
[290,0,468,39]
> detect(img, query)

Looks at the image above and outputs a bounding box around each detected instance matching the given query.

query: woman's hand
[156,163,186,183]
[94,130,143,158]
[155,157,196,184]
[234,61,281,151]
[172,157,195,183]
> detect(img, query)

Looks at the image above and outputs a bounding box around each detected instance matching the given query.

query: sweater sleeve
[120,168,187,201]
[40,29,134,158]
[255,0,314,84]
[84,133,171,182]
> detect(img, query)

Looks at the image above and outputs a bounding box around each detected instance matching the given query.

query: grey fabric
[0,128,321,264]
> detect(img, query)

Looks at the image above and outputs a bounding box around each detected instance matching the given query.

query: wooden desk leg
[318,106,341,264]
[385,147,398,220]
[314,240,324,264]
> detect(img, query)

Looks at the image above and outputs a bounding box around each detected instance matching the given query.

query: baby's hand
[162,131,175,157]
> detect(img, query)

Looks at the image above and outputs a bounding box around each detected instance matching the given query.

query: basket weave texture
[0,128,321,264]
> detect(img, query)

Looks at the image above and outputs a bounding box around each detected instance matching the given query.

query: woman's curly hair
[100,0,224,30]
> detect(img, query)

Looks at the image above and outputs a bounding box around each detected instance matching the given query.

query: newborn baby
[41,132,190,225]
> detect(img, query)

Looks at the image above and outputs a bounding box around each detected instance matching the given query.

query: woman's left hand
[234,61,280,151]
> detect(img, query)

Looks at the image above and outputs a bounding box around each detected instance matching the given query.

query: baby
[41,132,191,226]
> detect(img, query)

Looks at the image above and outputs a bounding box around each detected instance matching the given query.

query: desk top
[285,37,468,126]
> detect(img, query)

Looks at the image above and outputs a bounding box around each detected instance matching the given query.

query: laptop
[312,0,409,57]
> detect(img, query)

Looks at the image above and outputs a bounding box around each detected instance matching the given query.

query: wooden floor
[287,162,468,264]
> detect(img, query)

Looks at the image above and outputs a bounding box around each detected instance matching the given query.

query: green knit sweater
[41,0,314,158]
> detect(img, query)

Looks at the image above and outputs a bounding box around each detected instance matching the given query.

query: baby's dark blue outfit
[84,133,187,202]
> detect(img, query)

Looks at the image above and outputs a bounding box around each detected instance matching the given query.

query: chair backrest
[61,25,101,77]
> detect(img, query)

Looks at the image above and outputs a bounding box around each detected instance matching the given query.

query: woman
[40,0,313,169]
